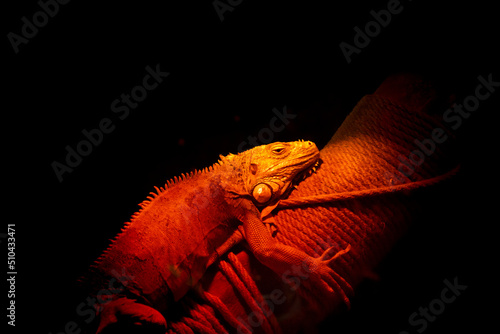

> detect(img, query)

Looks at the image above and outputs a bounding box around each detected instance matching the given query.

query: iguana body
[85,140,349,333]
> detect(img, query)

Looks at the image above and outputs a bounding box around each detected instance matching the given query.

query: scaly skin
[84,140,352,333]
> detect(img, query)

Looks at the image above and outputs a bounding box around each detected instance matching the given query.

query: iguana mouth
[284,140,321,191]
[299,159,321,180]
[287,158,321,193]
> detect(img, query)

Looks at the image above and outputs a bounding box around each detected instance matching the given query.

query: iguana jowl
[86,140,349,333]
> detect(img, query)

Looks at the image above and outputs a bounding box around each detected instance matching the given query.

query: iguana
[84,140,351,333]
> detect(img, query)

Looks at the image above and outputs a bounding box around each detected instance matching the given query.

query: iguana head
[224,140,320,206]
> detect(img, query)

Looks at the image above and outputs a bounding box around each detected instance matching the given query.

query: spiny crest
[90,157,231,269]
[132,157,231,214]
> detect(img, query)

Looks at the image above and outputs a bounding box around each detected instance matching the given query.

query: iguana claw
[307,245,353,309]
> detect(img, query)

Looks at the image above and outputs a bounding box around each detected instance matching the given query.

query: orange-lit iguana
[84,140,351,333]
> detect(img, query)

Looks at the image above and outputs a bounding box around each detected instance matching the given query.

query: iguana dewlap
[84,140,349,333]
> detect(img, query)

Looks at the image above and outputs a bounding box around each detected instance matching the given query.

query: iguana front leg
[241,206,353,307]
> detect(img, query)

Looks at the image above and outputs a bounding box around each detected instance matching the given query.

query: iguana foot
[96,297,167,334]
[305,244,353,308]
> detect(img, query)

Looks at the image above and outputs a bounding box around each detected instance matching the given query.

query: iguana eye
[272,147,285,155]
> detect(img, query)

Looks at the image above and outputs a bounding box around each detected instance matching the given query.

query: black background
[4,0,498,333]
